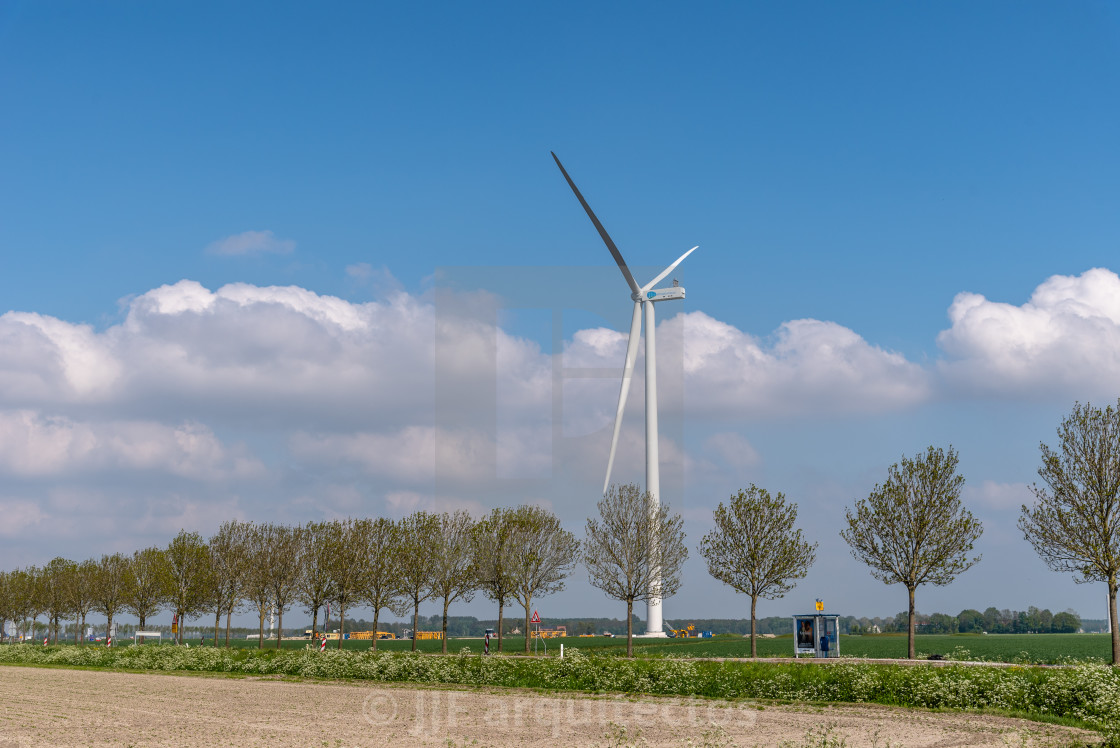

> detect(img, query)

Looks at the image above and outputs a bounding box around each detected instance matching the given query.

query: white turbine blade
[641,246,698,294]
[552,152,641,295]
[604,301,643,494]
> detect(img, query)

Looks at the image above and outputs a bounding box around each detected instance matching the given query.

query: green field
[171,631,1113,663]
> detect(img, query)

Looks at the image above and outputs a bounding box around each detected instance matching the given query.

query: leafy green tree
[507,505,580,654]
[583,483,687,657]
[92,554,130,645]
[398,511,439,652]
[699,485,817,657]
[241,522,273,649]
[471,507,520,652]
[209,520,252,646]
[297,520,336,641]
[982,606,1001,633]
[1052,610,1081,633]
[927,612,958,634]
[125,547,168,641]
[957,608,984,633]
[429,511,477,654]
[69,560,97,645]
[42,557,75,644]
[1019,400,1120,664]
[841,445,982,659]
[362,517,407,652]
[265,523,306,650]
[0,570,10,641]
[325,518,371,650]
[162,530,216,645]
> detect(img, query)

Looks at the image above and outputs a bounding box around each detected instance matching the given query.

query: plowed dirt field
[0,665,1100,747]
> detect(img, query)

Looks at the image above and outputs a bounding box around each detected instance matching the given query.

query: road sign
[530,610,541,623]
[815,599,824,612]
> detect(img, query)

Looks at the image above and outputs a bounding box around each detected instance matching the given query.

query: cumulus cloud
[0,410,263,480]
[622,311,932,418]
[205,230,295,256]
[290,426,495,486]
[0,312,121,401]
[7,268,1120,568]
[938,268,1120,397]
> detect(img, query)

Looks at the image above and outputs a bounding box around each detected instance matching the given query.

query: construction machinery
[664,623,712,638]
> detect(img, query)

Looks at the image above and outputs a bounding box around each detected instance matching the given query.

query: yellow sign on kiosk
[815,599,824,612]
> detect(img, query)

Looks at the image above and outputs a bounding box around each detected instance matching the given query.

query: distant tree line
[845,606,1084,635]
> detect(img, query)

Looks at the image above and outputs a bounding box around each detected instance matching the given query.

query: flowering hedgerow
[1,645,1117,742]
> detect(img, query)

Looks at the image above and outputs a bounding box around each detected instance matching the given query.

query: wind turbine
[552,152,696,637]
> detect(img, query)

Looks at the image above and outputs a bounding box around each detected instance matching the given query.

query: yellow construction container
[530,626,567,639]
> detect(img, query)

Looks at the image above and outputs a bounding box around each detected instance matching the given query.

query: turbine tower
[552,152,696,637]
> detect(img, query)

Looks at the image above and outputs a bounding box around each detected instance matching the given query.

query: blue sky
[3,1,1120,628]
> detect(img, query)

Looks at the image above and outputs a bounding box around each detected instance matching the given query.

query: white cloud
[0,498,47,538]
[670,311,930,417]
[290,426,494,486]
[0,410,263,480]
[938,267,1120,397]
[963,480,1033,512]
[205,230,295,256]
[703,432,761,468]
[0,312,121,401]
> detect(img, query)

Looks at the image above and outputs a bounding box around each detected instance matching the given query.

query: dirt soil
[0,665,1101,747]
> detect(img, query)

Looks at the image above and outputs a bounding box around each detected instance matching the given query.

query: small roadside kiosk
[793,599,840,659]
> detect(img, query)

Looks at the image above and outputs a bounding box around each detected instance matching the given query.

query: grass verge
[1,644,1116,744]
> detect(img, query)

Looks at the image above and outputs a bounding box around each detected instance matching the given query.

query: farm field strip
[176,633,1116,664]
[0,664,1101,747]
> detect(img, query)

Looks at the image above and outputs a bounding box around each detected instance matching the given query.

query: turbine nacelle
[641,286,685,302]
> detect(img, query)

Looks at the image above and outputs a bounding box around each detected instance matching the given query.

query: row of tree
[1,401,1115,663]
[0,482,809,659]
[835,400,1120,665]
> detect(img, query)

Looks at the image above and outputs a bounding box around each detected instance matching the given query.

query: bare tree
[472,507,520,652]
[92,554,130,645]
[162,530,215,645]
[699,485,817,657]
[398,511,439,651]
[583,483,687,657]
[429,511,477,654]
[209,520,251,647]
[1019,400,1120,665]
[266,524,306,649]
[125,547,168,642]
[508,505,580,654]
[326,518,371,650]
[297,520,336,642]
[841,445,982,660]
[362,517,406,652]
